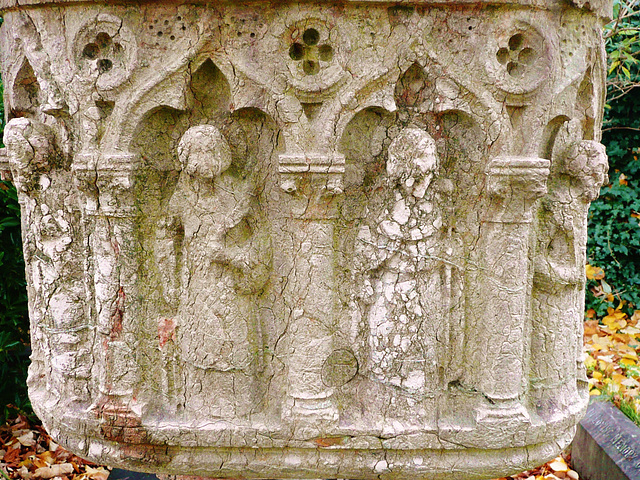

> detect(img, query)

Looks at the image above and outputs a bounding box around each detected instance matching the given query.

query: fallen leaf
[549,458,568,472]
[17,465,32,479]
[83,467,109,480]
[16,432,35,448]
[593,335,612,347]
[4,446,22,464]
[621,326,640,335]
[619,173,628,185]
[34,463,74,479]
[37,451,56,467]
[10,417,29,432]
[584,321,600,336]
[622,377,640,388]
[613,373,627,384]
[18,456,33,469]
[586,265,605,280]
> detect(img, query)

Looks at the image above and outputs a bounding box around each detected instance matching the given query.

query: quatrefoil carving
[486,22,552,95]
[74,14,136,91]
[282,19,347,95]
[288,28,334,76]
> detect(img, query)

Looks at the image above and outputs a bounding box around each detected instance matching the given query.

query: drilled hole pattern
[288,27,334,76]
[147,15,186,46]
[495,32,540,78]
[302,28,320,45]
[82,43,99,60]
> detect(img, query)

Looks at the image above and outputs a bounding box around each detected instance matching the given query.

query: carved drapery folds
[0,1,611,478]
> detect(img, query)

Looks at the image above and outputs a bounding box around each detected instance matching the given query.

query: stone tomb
[0,0,611,478]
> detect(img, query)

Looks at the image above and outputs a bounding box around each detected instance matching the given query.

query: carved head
[177,125,232,179]
[4,118,34,165]
[387,127,438,198]
[563,140,609,202]
[3,117,56,191]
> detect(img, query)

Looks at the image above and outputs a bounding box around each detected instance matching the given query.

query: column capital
[486,156,550,223]
[278,152,345,195]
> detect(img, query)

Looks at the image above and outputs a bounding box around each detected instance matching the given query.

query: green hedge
[0,78,31,421]
[586,3,640,316]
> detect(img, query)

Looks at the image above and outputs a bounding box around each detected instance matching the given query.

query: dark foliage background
[586,5,640,317]
[0,80,31,421]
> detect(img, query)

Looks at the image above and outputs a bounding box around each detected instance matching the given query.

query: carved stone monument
[0,0,611,478]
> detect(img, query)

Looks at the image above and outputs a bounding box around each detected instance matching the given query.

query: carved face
[565,141,609,202]
[3,118,55,192]
[4,118,35,167]
[177,125,232,179]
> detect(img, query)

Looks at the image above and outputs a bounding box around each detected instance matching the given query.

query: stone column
[73,153,144,439]
[3,118,91,411]
[278,152,345,424]
[469,157,549,416]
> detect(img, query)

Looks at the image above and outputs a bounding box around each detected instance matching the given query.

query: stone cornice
[0,0,613,20]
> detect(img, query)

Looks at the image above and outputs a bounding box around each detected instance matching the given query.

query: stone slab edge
[108,469,159,480]
[572,399,640,480]
[0,0,613,20]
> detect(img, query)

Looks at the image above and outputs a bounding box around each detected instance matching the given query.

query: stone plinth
[0,1,611,478]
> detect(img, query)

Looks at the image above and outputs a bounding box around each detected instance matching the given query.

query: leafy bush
[0,178,30,421]
[0,115,31,422]
[586,0,640,316]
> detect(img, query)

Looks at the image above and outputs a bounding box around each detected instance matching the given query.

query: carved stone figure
[161,125,269,419]
[360,127,445,395]
[531,140,608,418]
[4,118,89,410]
[0,0,612,478]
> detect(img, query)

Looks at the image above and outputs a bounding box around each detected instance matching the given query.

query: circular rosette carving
[322,349,358,388]
[74,14,136,91]
[486,22,552,95]
[283,19,347,95]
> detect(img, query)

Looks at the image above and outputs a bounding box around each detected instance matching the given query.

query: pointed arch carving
[10,58,41,118]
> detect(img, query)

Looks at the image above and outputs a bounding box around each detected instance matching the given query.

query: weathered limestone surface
[0,0,611,478]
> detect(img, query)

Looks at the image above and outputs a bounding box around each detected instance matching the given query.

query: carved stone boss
[0,0,611,479]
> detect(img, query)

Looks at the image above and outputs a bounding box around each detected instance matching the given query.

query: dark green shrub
[0,77,31,420]
[586,2,640,316]
[0,16,32,422]
[0,179,30,421]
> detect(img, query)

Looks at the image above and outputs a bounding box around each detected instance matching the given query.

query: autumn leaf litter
[0,413,109,480]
